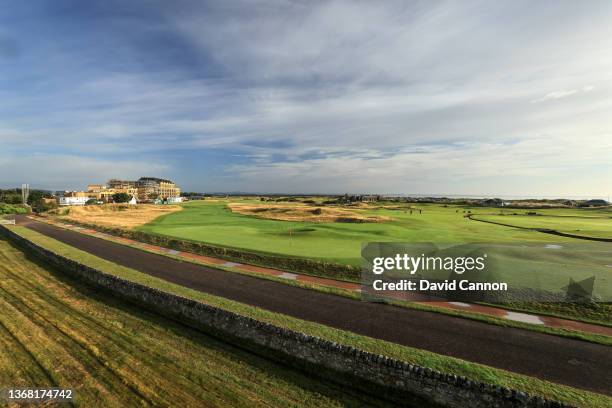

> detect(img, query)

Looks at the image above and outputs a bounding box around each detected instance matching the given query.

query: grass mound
[228,202,392,223]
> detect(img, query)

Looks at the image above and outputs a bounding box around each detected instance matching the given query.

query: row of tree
[0,188,57,212]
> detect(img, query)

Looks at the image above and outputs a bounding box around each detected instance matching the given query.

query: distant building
[42,197,57,205]
[579,199,609,208]
[135,177,181,201]
[86,184,105,192]
[361,195,379,203]
[58,192,90,206]
[86,183,138,202]
[57,177,181,205]
[107,179,137,189]
[167,196,186,203]
[481,198,503,207]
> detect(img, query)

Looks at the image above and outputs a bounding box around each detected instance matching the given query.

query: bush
[0,203,28,215]
[31,199,58,213]
[112,193,131,203]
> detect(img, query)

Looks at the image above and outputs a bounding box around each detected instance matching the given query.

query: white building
[167,196,185,203]
[58,196,89,206]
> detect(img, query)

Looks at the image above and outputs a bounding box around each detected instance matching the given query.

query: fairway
[0,238,389,407]
[472,212,612,239]
[138,200,612,302]
[139,200,580,266]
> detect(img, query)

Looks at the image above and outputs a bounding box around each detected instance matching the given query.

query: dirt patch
[60,204,182,229]
[228,203,391,223]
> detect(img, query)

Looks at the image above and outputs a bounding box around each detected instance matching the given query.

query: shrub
[0,203,28,215]
[112,193,132,203]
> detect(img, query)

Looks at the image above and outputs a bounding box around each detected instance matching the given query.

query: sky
[1,0,611,197]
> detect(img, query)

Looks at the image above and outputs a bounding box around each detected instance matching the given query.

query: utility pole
[21,184,30,206]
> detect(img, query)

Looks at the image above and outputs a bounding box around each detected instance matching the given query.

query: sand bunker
[61,204,182,229]
[228,203,391,223]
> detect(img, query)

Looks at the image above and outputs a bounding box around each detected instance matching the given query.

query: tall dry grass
[62,204,181,229]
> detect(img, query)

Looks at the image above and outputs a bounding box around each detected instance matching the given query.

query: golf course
[132,199,612,303]
[138,200,610,265]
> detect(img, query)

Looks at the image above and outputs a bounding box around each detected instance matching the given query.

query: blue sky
[1,1,611,196]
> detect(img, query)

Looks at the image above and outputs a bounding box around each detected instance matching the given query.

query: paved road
[13,215,612,395]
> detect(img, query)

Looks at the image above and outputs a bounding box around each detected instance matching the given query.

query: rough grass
[60,204,181,229]
[228,202,392,223]
[0,237,393,408]
[6,226,611,408]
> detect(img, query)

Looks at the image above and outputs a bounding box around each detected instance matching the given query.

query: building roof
[137,177,175,184]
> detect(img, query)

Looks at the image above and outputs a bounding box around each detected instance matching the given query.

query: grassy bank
[6,225,611,408]
[0,237,393,407]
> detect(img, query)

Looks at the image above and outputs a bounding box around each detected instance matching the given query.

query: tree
[85,198,99,205]
[30,198,57,213]
[112,193,131,203]
[0,189,22,204]
[27,190,45,205]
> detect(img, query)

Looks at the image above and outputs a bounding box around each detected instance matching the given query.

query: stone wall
[0,225,573,408]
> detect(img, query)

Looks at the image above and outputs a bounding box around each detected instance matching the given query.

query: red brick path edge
[29,217,612,337]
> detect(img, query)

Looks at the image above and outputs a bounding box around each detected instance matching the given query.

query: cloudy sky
[1,1,611,196]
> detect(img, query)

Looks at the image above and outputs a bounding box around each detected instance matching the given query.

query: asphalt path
[13,215,612,395]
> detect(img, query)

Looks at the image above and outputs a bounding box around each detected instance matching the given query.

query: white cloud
[531,85,597,103]
[531,90,578,103]
[1,1,612,195]
[224,131,612,196]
